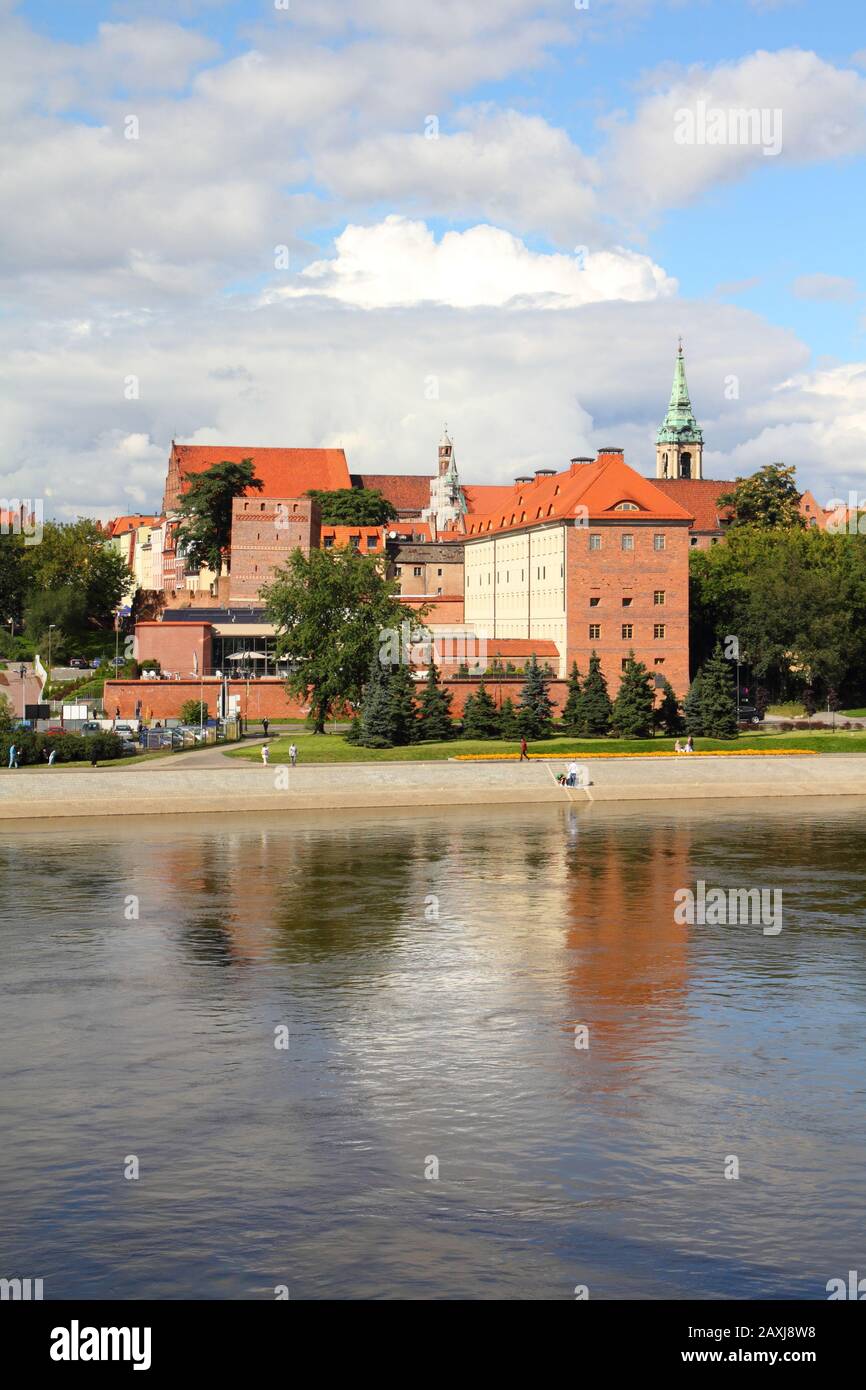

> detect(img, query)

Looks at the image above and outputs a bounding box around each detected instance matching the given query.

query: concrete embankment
[0,754,864,822]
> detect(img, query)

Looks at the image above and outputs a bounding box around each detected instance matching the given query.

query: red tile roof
[110,515,159,537]
[172,445,351,500]
[354,473,432,511]
[321,525,386,553]
[465,453,693,537]
[650,479,735,533]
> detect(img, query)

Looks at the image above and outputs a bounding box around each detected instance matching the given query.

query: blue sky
[2,0,866,514]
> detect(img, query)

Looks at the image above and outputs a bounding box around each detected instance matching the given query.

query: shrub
[179,699,209,725]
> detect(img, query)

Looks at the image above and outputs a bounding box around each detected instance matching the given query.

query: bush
[179,699,209,725]
[0,730,124,764]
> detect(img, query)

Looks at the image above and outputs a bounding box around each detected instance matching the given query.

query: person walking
[90,744,99,767]
[48,748,57,766]
[261,743,270,766]
[8,743,19,769]
[519,736,529,762]
[262,717,270,738]
[567,761,579,787]
[289,742,298,767]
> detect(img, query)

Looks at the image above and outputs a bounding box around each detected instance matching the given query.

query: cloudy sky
[2,0,865,519]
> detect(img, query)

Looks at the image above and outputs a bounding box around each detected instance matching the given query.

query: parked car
[69,657,88,669]
[737,703,763,723]
[90,657,103,668]
[80,721,102,735]
[114,722,135,737]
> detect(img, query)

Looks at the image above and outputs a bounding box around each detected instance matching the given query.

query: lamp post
[48,624,55,687]
[18,663,27,720]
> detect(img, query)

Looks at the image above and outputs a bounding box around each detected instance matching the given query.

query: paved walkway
[1,754,864,821]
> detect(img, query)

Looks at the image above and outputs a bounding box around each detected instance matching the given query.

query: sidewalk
[1,754,864,821]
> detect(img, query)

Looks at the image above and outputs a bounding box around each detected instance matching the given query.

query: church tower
[423,427,467,535]
[656,341,703,479]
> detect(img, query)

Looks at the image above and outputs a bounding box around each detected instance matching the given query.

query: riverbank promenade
[1,753,864,822]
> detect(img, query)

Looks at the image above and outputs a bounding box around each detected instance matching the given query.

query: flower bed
[453,749,819,761]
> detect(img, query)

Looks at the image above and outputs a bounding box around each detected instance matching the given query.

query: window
[622,596,633,608]
[436,587,442,595]
[621,623,633,640]
[621,534,634,551]
[413,566,423,577]
[690,536,698,547]
[437,568,443,576]
[366,535,378,548]
[622,658,630,671]
[654,623,666,639]
[589,534,602,551]
[395,566,402,576]
[653,590,665,605]
[589,596,600,607]
[711,537,719,545]
[615,501,639,511]
[589,623,601,640]
[323,536,334,548]
[654,657,665,666]
[653,533,666,551]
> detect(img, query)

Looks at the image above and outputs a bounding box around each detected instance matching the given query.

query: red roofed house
[462,449,693,696]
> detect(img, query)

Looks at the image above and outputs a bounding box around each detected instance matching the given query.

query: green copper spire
[656,341,703,445]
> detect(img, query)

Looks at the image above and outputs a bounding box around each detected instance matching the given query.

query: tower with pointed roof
[423,427,467,535]
[656,342,703,480]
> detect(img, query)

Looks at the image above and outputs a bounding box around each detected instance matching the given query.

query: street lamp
[48,623,55,684]
[18,663,27,720]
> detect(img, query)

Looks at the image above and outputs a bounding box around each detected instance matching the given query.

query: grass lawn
[226,729,866,763]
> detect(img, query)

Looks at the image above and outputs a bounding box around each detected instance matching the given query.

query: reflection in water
[0,800,865,1300]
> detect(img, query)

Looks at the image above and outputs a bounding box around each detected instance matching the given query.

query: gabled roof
[109,515,160,536]
[173,445,351,497]
[353,473,432,511]
[321,525,386,552]
[651,479,735,533]
[464,452,693,537]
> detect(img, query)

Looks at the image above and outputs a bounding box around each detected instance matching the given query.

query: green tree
[462,681,501,738]
[417,661,454,741]
[24,520,130,631]
[0,692,13,732]
[179,699,209,725]
[176,459,263,576]
[684,670,705,736]
[306,488,398,526]
[654,676,683,735]
[717,462,805,530]
[611,652,655,737]
[517,653,555,738]
[387,661,419,745]
[0,533,27,629]
[561,660,583,733]
[499,696,520,739]
[698,644,738,738]
[575,651,612,736]
[357,653,395,747]
[264,545,412,733]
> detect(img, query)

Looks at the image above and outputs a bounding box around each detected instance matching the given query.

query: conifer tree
[387,661,419,745]
[517,653,555,738]
[561,660,583,733]
[683,669,705,736]
[499,696,520,739]
[698,644,738,738]
[576,650,612,736]
[417,661,454,741]
[462,680,501,738]
[611,651,655,737]
[654,676,683,735]
[357,654,394,747]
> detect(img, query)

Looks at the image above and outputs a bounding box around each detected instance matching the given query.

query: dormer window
[615,501,639,511]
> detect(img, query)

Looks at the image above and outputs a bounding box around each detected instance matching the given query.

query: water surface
[1,800,864,1299]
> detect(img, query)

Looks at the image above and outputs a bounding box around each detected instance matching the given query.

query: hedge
[0,731,125,764]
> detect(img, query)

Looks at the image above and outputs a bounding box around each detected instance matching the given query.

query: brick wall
[133,622,213,677]
[565,520,690,697]
[228,496,320,603]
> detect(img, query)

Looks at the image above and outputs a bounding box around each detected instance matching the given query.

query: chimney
[570,456,593,465]
[514,474,532,484]
[597,447,624,456]
[534,468,556,478]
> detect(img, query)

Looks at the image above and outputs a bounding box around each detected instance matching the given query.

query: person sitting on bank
[674,739,683,754]
[684,735,694,752]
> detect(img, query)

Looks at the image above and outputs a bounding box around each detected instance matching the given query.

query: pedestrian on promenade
[8,743,19,769]
[567,761,579,786]
[90,745,99,767]
[261,743,270,766]
[48,749,57,766]
[262,717,270,738]
[289,742,298,767]
[519,737,529,762]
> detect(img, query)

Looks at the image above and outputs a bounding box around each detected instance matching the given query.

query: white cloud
[605,49,866,214]
[316,108,600,245]
[791,273,859,303]
[268,216,676,309]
